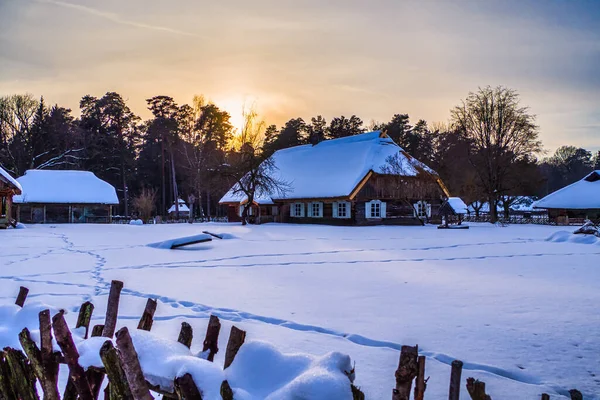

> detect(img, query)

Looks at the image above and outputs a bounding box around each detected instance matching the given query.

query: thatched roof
[533,171,600,210]
[0,166,22,195]
[220,131,443,204]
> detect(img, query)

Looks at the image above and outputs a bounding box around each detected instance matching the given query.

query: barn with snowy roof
[0,166,22,228]
[13,170,119,224]
[533,170,600,223]
[220,131,450,225]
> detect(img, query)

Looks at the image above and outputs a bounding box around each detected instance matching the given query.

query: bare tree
[226,106,289,225]
[451,86,542,222]
[133,188,157,221]
[380,153,443,224]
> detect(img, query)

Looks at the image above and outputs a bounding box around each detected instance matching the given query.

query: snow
[546,230,600,245]
[13,170,119,204]
[168,199,191,213]
[0,223,599,399]
[534,171,600,209]
[220,131,439,204]
[148,233,213,249]
[0,165,22,193]
[446,197,468,214]
[227,341,354,400]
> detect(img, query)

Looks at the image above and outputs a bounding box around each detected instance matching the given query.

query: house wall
[0,184,15,229]
[17,204,112,224]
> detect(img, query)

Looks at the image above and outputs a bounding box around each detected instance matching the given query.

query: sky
[1,0,599,153]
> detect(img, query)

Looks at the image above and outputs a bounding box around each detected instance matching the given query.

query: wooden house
[220,131,449,225]
[168,199,191,219]
[13,170,119,224]
[0,166,22,229]
[533,170,600,223]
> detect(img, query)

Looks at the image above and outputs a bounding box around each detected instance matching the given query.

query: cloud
[35,0,198,37]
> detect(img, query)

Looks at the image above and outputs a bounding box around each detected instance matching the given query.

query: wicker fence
[1,283,584,400]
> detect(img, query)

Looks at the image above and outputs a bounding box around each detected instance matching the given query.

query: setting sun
[214,94,259,135]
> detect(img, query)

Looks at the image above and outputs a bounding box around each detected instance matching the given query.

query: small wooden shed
[0,166,22,229]
[438,197,468,229]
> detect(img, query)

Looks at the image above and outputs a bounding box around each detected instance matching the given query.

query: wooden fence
[1,283,584,400]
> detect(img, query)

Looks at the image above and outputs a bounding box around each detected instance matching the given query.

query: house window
[290,203,305,217]
[370,201,381,218]
[414,201,431,218]
[366,200,386,219]
[338,202,347,218]
[309,202,323,218]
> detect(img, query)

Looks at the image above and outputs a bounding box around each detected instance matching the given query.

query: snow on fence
[1,282,583,400]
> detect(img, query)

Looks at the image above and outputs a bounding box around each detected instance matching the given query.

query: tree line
[1,87,598,222]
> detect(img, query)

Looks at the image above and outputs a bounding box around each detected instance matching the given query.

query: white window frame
[308,202,323,218]
[290,202,305,218]
[333,201,351,219]
[414,201,431,219]
[366,200,387,219]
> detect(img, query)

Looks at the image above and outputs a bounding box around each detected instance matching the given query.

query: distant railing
[463,215,597,226]
[111,216,228,224]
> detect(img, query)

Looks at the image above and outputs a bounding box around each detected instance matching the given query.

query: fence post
[19,328,59,400]
[52,311,94,400]
[39,309,60,400]
[76,302,95,339]
[466,377,491,400]
[99,340,133,399]
[2,347,39,400]
[202,315,221,362]
[569,389,583,400]
[448,360,463,400]
[102,280,124,338]
[178,322,193,349]
[392,345,419,400]
[15,286,29,307]
[115,327,153,400]
[174,373,202,400]
[220,380,233,400]
[414,355,426,400]
[137,299,157,331]
[224,326,246,369]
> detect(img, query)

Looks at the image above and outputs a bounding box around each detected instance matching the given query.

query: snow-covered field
[1,223,599,399]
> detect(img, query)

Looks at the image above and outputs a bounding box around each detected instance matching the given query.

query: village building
[533,170,600,224]
[220,131,450,225]
[438,197,469,228]
[168,199,191,219]
[13,170,119,224]
[0,166,22,229]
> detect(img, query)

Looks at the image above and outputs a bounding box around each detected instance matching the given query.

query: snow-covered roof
[220,131,440,204]
[0,165,22,194]
[168,201,190,213]
[446,197,468,214]
[13,170,119,205]
[533,171,600,210]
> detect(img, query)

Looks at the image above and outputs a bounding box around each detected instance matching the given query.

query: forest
[1,88,598,221]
